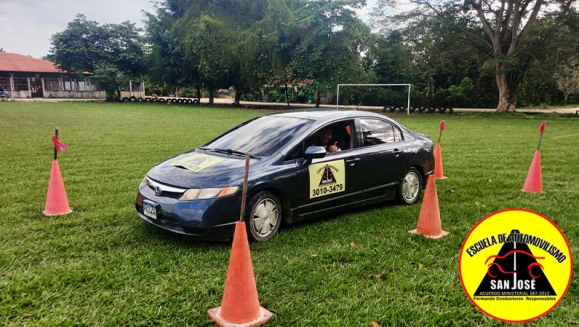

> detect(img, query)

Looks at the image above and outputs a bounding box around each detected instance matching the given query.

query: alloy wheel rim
[402,172,420,202]
[252,198,278,237]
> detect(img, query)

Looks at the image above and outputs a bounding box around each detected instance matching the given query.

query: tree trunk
[285,84,291,109]
[315,91,320,108]
[234,89,242,106]
[196,85,201,103]
[209,88,214,105]
[495,66,516,113]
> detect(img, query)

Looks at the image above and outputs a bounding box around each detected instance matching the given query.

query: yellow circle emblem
[459,209,572,322]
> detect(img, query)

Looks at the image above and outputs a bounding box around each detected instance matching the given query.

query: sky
[0,0,378,60]
[0,0,156,59]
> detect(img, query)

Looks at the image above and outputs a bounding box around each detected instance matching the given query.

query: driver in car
[314,127,341,153]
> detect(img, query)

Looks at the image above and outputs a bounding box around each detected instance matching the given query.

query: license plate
[143,200,157,220]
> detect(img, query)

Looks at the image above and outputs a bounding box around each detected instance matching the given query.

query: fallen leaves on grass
[370,321,380,327]
[366,272,389,280]
[350,242,357,248]
[311,254,318,258]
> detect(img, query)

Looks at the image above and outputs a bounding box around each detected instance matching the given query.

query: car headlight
[179,186,239,201]
[139,177,148,188]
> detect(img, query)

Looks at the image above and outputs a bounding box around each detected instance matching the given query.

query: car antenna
[355,102,362,110]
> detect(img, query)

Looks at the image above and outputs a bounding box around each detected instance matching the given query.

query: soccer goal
[336,84,412,115]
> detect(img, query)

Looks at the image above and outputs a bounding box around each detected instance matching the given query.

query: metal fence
[44,78,100,92]
[0,77,9,91]
[13,77,28,91]
[44,78,61,91]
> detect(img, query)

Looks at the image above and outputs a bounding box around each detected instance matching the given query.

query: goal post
[336,84,412,115]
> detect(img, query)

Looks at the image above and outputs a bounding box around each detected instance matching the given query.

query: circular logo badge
[459,209,572,322]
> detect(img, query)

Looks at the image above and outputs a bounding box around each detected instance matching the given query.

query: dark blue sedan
[136,109,434,241]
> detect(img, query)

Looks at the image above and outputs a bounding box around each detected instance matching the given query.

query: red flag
[440,120,446,131]
[52,135,68,152]
[539,121,546,134]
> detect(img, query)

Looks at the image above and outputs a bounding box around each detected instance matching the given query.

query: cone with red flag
[44,128,72,216]
[208,154,272,327]
[522,121,546,193]
[409,175,448,239]
[433,120,447,179]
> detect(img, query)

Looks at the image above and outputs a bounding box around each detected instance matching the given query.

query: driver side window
[307,120,354,154]
[283,120,354,161]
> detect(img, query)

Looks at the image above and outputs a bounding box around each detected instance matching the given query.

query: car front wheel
[397,168,423,205]
[245,191,282,242]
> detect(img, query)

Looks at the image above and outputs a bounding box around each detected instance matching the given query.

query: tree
[288,0,371,107]
[554,63,579,103]
[145,2,201,101]
[374,0,578,112]
[49,15,146,100]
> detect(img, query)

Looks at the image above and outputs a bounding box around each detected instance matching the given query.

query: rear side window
[359,118,402,146]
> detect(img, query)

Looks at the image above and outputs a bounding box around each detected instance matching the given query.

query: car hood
[147,151,258,188]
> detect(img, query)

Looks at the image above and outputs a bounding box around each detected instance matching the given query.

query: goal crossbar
[336,84,412,115]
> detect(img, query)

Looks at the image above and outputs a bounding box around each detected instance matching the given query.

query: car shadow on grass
[280,199,415,237]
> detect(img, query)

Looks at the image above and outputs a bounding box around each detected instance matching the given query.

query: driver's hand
[328,142,338,153]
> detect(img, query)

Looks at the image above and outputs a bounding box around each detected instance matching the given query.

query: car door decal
[171,154,225,172]
[308,159,346,198]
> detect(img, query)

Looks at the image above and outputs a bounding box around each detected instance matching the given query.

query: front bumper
[135,183,241,239]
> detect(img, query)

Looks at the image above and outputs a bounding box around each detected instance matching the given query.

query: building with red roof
[0,52,106,99]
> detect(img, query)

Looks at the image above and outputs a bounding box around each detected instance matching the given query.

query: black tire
[445,106,454,114]
[397,167,423,205]
[389,106,396,113]
[245,191,282,242]
[159,98,166,103]
[439,107,447,113]
[152,98,158,103]
[418,106,425,113]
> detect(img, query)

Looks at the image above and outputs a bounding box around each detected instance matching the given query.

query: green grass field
[0,102,577,326]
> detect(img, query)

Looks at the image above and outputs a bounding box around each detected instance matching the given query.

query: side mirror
[304,146,326,164]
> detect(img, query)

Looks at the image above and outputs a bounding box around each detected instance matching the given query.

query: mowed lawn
[0,102,577,326]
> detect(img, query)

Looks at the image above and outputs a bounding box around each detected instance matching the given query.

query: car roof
[265,108,390,121]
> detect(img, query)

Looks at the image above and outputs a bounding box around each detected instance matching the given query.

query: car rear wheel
[397,168,423,205]
[245,191,282,242]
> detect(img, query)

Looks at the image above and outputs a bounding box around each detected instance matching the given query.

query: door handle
[345,157,361,166]
[392,149,403,155]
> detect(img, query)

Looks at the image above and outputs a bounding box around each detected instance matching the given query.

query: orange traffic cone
[208,221,272,327]
[43,160,72,216]
[522,150,542,193]
[433,143,446,179]
[409,175,448,239]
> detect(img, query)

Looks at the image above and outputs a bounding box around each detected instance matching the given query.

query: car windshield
[204,116,313,157]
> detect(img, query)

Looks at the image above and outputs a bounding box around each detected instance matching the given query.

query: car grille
[146,178,186,199]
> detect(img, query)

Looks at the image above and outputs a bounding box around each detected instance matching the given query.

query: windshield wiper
[199,147,260,159]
